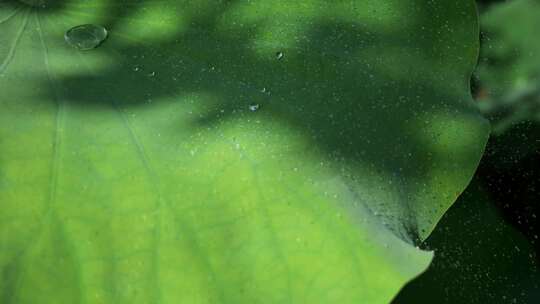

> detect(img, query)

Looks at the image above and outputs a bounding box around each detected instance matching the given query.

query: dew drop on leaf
[276,51,284,60]
[248,104,260,112]
[64,24,108,51]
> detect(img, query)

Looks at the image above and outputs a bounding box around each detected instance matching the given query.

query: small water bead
[276,51,284,60]
[260,87,271,95]
[65,24,108,51]
[248,104,260,112]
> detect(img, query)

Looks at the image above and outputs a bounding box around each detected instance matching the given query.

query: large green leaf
[0,1,489,303]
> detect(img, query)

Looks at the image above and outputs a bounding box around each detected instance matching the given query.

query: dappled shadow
[27,0,487,243]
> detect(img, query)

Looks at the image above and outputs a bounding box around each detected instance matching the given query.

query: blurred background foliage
[394,0,540,303]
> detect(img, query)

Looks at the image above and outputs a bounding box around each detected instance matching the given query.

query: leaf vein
[0,8,29,75]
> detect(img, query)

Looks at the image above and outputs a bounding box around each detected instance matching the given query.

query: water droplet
[248,104,260,112]
[276,51,284,60]
[65,24,108,51]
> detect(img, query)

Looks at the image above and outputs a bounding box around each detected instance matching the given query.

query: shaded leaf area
[1,0,488,303]
[476,0,508,11]
[394,178,540,304]
[474,0,540,133]
[396,1,540,302]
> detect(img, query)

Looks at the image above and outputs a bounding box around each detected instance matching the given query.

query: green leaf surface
[0,1,489,303]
